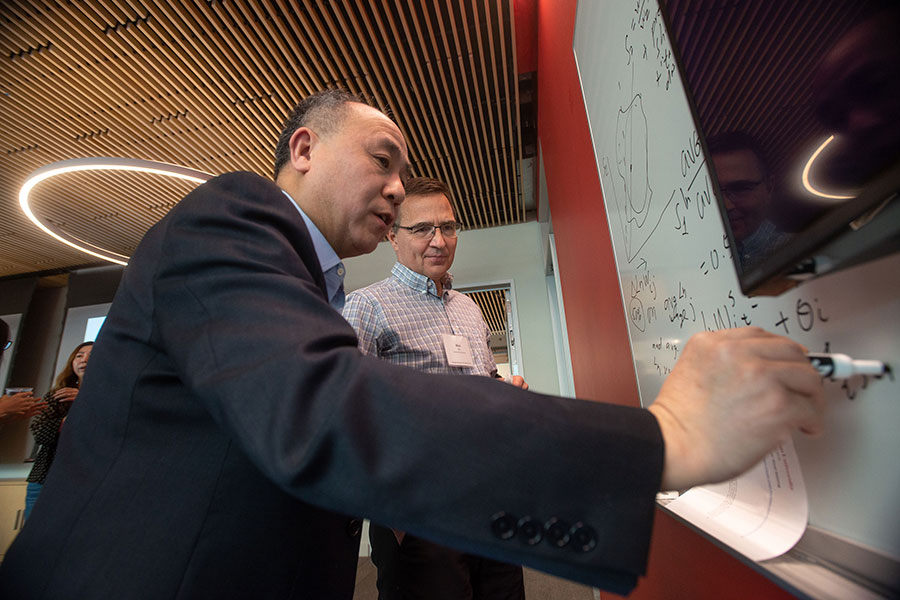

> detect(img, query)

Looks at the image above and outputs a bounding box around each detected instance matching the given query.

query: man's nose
[385,174,405,206]
[723,193,735,211]
[429,228,447,247]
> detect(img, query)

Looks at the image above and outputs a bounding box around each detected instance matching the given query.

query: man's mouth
[375,211,393,228]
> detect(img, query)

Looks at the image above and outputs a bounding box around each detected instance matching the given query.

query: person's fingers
[680,328,805,371]
[709,326,777,341]
[757,360,826,435]
[54,388,78,401]
[792,394,826,436]
[770,360,824,397]
[25,404,46,418]
[792,388,826,436]
[742,337,810,362]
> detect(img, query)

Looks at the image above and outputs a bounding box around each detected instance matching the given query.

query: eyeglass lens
[410,223,459,238]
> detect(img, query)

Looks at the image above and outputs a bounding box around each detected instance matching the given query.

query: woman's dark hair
[53,341,94,392]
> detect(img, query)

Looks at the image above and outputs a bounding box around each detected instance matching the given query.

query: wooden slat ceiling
[463,288,507,338]
[0,0,533,278]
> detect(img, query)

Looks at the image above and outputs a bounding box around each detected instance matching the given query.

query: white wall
[344,222,561,395]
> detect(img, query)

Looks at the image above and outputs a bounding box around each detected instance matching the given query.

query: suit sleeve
[150,173,664,595]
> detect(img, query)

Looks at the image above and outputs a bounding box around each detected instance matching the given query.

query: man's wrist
[648,402,689,492]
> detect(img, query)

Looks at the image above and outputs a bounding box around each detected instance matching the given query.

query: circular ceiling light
[19,157,213,266]
[801,135,855,201]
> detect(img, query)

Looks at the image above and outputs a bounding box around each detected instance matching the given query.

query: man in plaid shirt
[344,176,527,600]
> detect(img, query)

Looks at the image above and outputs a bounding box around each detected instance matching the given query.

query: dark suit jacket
[0,173,664,599]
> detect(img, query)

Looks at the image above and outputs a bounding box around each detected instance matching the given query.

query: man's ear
[388,229,400,252]
[288,127,316,174]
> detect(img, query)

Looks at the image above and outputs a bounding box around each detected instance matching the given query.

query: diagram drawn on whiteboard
[603,91,674,264]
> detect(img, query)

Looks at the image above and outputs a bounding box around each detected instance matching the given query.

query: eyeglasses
[721,179,765,203]
[394,221,462,240]
[3,341,11,351]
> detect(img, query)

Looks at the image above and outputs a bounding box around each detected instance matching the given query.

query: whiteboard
[574,0,900,566]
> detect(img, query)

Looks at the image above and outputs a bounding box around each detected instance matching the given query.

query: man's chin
[425,267,450,280]
[728,220,747,242]
[341,237,381,259]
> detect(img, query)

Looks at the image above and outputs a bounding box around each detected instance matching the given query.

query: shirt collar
[390,262,453,298]
[282,190,345,305]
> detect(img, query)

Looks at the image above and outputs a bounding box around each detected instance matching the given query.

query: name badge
[442,333,475,367]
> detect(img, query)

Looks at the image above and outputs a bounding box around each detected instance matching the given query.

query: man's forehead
[713,149,764,179]
[348,103,404,139]
[399,193,453,219]
[341,102,411,174]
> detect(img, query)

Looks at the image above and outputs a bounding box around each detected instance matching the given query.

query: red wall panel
[513,0,538,74]
[535,1,796,597]
[535,0,638,407]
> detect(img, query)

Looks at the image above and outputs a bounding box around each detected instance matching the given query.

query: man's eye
[375,156,390,168]
[410,224,432,235]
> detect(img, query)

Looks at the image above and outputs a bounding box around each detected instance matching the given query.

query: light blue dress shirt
[281,190,345,311]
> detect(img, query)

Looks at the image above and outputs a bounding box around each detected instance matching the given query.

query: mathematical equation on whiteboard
[629,263,873,400]
[626,0,676,91]
[628,268,830,335]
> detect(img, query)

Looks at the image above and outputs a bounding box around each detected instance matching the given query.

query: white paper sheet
[665,437,808,561]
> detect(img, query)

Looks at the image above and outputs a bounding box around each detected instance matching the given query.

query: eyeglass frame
[392,221,463,240]
[720,179,767,203]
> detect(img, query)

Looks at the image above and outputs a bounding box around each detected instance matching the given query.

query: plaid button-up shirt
[343,262,497,377]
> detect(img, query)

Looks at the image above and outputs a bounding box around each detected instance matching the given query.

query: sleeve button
[543,517,571,548]
[490,511,517,540]
[569,522,597,552]
[516,516,543,545]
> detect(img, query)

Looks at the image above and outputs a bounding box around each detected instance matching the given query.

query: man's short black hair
[706,131,771,176]
[273,88,369,180]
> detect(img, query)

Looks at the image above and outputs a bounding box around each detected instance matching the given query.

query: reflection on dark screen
[812,7,900,190]
[662,0,900,278]
[707,132,792,272]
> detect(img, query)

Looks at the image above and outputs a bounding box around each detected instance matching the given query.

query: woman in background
[24,341,93,520]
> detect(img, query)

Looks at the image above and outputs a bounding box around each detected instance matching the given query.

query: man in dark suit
[0,89,824,599]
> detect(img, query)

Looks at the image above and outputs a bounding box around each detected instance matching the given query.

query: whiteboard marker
[807,353,888,379]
